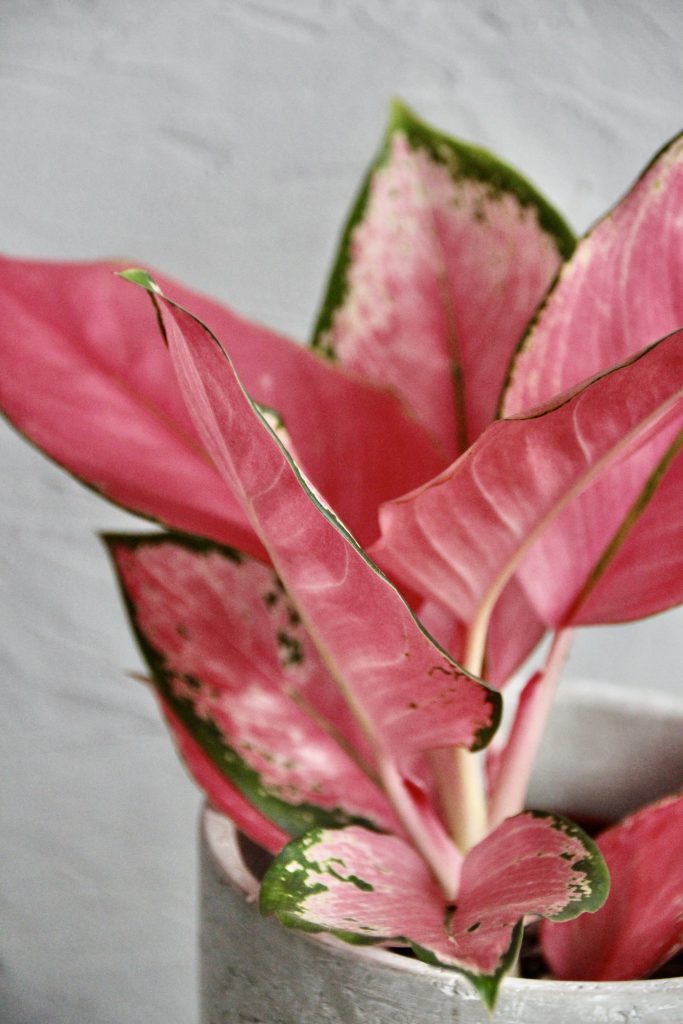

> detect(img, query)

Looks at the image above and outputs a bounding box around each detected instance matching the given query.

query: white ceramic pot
[199,682,683,1023]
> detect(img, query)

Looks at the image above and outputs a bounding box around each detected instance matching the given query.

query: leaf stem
[378,754,463,899]
[432,615,491,854]
[487,628,575,830]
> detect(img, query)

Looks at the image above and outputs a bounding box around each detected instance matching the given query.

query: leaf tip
[116,267,162,294]
[387,95,417,134]
[470,685,503,752]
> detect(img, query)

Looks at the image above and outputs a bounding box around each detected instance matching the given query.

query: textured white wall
[1,2,682,1021]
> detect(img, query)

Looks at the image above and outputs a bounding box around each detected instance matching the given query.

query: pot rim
[202,680,683,998]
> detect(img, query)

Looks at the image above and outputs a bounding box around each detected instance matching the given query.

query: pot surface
[200,682,683,1023]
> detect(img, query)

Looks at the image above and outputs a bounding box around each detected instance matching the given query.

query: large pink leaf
[542,794,683,981]
[122,270,500,762]
[496,133,683,628]
[0,257,259,555]
[120,270,502,894]
[503,133,683,417]
[0,256,444,552]
[260,813,608,1009]
[374,334,683,640]
[106,532,401,839]
[312,101,573,457]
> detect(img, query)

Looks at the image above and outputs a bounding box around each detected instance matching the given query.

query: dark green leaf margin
[102,530,383,839]
[260,810,609,1012]
[259,827,523,1012]
[526,810,611,921]
[310,99,576,354]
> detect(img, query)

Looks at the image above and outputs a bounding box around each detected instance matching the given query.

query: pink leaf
[122,270,500,766]
[106,532,401,838]
[0,257,260,555]
[498,134,683,627]
[158,696,289,854]
[313,101,572,457]
[0,256,444,553]
[480,577,546,686]
[567,439,683,624]
[541,794,683,981]
[261,812,608,1008]
[374,334,683,637]
[503,133,683,417]
[120,269,501,895]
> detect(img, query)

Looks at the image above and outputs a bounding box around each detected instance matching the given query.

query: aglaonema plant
[1,101,682,1009]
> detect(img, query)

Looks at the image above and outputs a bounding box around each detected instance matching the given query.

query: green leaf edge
[564,430,683,625]
[118,269,503,754]
[260,811,609,1009]
[259,824,523,1012]
[525,809,611,921]
[102,530,385,838]
[310,98,576,351]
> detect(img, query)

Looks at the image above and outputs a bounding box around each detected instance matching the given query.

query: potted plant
[1,102,681,1018]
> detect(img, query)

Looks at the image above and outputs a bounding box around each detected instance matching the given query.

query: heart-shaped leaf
[106,532,401,840]
[374,333,683,648]
[541,794,683,981]
[312,99,574,457]
[0,256,444,554]
[120,270,501,892]
[260,812,608,1009]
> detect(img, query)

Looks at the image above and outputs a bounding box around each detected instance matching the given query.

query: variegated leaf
[312,99,574,457]
[158,697,289,854]
[106,532,401,839]
[261,812,608,1009]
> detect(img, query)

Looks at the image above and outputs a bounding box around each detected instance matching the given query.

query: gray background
[1,2,681,1022]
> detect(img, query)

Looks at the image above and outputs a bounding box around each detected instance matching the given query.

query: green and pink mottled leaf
[312,100,574,457]
[0,256,445,554]
[158,697,290,853]
[106,532,401,839]
[374,333,683,637]
[541,794,683,981]
[260,813,608,1009]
